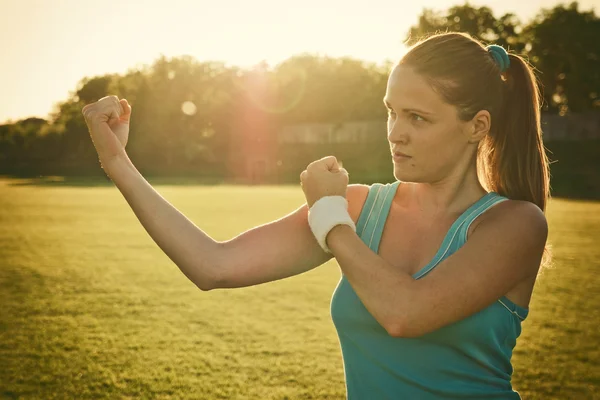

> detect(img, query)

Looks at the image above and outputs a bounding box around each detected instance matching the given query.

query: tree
[76,75,114,104]
[272,55,388,124]
[406,2,599,114]
[0,117,50,169]
[523,2,600,113]
[406,3,523,51]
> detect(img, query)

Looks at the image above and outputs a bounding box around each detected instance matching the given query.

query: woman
[83,32,550,399]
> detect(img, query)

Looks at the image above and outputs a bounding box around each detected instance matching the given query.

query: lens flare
[181,101,197,116]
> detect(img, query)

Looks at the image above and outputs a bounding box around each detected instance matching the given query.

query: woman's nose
[387,120,409,144]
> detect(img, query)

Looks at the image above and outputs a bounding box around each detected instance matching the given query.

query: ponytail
[478,54,551,212]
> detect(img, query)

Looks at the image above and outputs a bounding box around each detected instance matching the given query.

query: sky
[1,0,598,124]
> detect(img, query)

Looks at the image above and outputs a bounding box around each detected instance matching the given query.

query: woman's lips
[392,151,411,162]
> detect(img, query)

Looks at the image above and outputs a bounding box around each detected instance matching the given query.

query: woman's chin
[393,167,420,183]
[392,166,409,180]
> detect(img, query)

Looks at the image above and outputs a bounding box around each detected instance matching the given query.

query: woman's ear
[467,110,491,143]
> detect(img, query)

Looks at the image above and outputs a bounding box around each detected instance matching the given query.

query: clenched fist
[300,156,349,208]
[82,95,131,169]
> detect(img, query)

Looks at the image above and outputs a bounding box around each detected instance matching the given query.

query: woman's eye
[411,113,425,122]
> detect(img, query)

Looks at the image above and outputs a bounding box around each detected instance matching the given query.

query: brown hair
[400,32,552,268]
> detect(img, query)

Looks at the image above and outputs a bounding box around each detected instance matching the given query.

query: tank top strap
[356,183,385,239]
[413,192,511,280]
[356,181,401,252]
[457,193,510,243]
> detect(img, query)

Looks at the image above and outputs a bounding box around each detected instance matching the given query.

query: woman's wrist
[308,195,356,253]
[326,224,355,253]
[101,151,135,181]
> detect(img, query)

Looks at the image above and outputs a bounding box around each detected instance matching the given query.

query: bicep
[214,204,333,288]
[213,184,369,289]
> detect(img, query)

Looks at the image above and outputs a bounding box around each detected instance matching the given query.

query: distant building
[278,113,600,144]
[278,120,386,144]
[542,112,600,141]
[227,112,600,183]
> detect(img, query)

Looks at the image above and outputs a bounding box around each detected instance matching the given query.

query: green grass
[0,177,598,399]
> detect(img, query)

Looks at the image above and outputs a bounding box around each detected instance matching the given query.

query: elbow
[382,313,406,338]
[385,322,420,339]
[384,321,409,338]
[383,284,425,338]
[192,243,227,291]
[195,279,217,291]
[191,263,224,292]
[384,324,401,338]
[194,266,225,291]
[383,314,423,338]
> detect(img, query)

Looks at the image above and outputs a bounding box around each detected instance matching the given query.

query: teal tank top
[330,181,529,399]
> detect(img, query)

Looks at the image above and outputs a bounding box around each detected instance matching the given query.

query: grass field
[0,176,598,399]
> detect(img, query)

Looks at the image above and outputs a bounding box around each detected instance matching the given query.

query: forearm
[327,224,415,334]
[103,154,221,290]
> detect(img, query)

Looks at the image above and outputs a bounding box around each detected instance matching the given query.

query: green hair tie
[487,45,510,72]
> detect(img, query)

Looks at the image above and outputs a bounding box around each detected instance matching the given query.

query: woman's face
[385,64,475,184]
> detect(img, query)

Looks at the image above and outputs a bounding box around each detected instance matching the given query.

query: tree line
[1,2,598,179]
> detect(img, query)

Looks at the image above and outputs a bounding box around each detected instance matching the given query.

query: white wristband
[308,196,356,253]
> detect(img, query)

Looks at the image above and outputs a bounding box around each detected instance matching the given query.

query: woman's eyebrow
[383,98,433,115]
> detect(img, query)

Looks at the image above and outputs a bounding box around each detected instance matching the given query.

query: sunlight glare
[181,101,197,116]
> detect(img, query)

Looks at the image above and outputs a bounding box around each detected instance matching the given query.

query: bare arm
[213,203,333,288]
[326,199,547,337]
[104,154,369,291]
[105,155,222,290]
[214,183,369,288]
[82,96,371,290]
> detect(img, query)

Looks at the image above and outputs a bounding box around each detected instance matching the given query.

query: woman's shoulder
[470,197,548,252]
[346,184,371,224]
[477,197,546,229]
[346,182,401,223]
